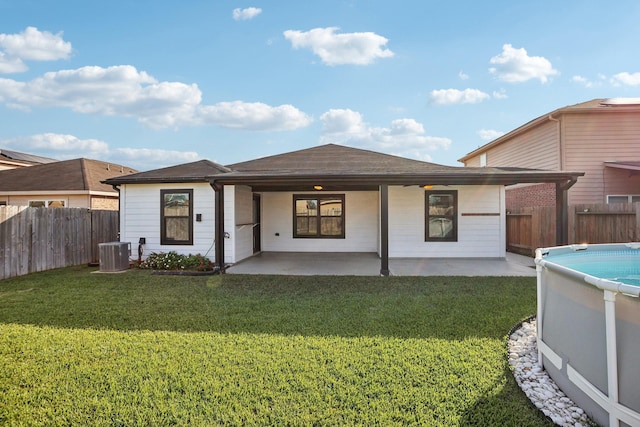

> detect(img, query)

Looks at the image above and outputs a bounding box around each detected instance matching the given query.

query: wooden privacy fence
[507,203,640,256]
[0,207,119,280]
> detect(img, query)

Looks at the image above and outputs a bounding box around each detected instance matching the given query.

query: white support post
[603,289,619,427]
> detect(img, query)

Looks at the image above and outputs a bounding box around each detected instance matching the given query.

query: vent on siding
[99,242,131,272]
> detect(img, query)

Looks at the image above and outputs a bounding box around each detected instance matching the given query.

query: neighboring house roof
[104,144,584,191]
[0,158,137,194]
[104,159,232,185]
[604,161,640,172]
[0,148,58,168]
[458,98,640,163]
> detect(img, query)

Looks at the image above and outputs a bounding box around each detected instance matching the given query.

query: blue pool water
[544,250,640,287]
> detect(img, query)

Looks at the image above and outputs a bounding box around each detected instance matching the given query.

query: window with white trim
[28,200,65,208]
[607,195,640,204]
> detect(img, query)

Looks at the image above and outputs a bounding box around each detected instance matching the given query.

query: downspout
[548,114,562,170]
[555,178,578,245]
[111,184,121,241]
[209,180,226,273]
[549,113,574,245]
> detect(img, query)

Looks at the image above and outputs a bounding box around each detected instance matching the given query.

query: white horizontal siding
[120,183,217,261]
[388,185,505,258]
[232,186,254,262]
[260,191,379,252]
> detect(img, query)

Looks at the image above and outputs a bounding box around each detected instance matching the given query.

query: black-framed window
[425,190,457,241]
[161,189,193,245]
[294,194,345,238]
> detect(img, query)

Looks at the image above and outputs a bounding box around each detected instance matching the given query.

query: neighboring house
[0,158,137,210]
[105,144,582,275]
[459,98,640,208]
[0,148,57,171]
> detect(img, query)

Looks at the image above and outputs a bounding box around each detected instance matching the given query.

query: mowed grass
[0,266,551,426]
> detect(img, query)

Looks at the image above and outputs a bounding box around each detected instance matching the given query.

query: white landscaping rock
[508,319,591,427]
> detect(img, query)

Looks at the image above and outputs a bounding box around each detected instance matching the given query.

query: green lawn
[0,266,551,426]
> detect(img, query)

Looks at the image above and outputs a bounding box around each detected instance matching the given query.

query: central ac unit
[98,242,131,272]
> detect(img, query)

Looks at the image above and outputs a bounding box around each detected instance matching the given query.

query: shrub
[139,251,215,271]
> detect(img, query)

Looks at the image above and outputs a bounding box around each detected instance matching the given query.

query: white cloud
[1,133,201,170]
[1,133,109,159]
[477,129,505,141]
[489,44,558,83]
[571,75,598,88]
[458,71,469,80]
[232,7,262,21]
[610,72,640,87]
[492,89,508,99]
[320,108,450,161]
[0,52,27,74]
[0,27,71,74]
[283,27,394,66]
[429,88,490,106]
[0,65,313,131]
[112,147,200,169]
[196,101,313,131]
[319,108,367,134]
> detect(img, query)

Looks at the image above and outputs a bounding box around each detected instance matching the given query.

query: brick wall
[505,183,556,209]
[90,196,119,210]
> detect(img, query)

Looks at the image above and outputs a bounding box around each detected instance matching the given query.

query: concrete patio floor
[225,252,536,276]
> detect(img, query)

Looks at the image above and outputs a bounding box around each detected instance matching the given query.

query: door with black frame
[253,194,261,253]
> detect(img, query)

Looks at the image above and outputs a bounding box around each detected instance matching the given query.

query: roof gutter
[212,171,584,188]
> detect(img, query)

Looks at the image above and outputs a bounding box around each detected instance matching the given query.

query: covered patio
[213,145,583,276]
[226,252,536,276]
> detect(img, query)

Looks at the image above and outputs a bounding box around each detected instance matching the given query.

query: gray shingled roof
[0,158,137,193]
[0,148,57,165]
[104,144,584,190]
[104,159,231,185]
[228,144,456,175]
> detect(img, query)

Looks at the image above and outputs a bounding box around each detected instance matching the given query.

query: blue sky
[1,0,639,171]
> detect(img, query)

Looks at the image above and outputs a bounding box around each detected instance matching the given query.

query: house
[0,148,57,171]
[105,144,582,275]
[459,98,640,208]
[0,158,137,210]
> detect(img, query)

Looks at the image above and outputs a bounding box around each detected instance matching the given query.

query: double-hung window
[294,194,345,238]
[425,190,457,241]
[28,200,65,208]
[161,189,193,245]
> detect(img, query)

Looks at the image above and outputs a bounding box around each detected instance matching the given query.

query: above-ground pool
[535,243,640,427]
